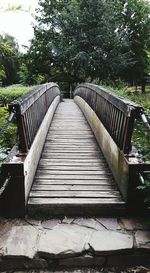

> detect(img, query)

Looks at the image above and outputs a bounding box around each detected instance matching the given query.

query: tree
[0,33,20,85]
[113,0,150,91]
[25,0,131,84]
[25,0,150,88]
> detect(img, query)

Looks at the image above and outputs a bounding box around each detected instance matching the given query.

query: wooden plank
[31,185,117,191]
[36,170,111,175]
[38,165,108,171]
[28,197,124,204]
[41,155,101,159]
[35,174,112,179]
[34,179,115,184]
[42,150,100,154]
[46,135,94,139]
[43,146,99,150]
[39,159,106,165]
[44,143,97,147]
[30,191,121,198]
[39,158,106,163]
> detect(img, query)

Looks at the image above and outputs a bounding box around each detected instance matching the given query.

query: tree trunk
[141,78,146,93]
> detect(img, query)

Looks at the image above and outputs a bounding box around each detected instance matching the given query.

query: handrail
[74,83,142,153]
[0,175,11,196]
[140,112,150,131]
[9,83,60,153]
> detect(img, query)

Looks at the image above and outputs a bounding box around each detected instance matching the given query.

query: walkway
[0,216,150,270]
[28,99,125,215]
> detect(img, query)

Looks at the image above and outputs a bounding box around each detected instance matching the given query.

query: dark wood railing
[0,83,61,217]
[74,83,150,207]
[9,83,60,153]
[74,83,142,154]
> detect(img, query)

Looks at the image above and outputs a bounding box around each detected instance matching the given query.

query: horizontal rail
[74,83,142,153]
[0,175,11,196]
[9,83,61,153]
[140,113,150,131]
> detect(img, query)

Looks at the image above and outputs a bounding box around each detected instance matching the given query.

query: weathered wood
[36,170,112,175]
[35,174,112,180]
[28,99,125,215]
[0,84,61,217]
[9,83,60,152]
[74,83,142,153]
[34,179,115,184]
[28,197,125,217]
[38,166,108,170]
[30,190,121,198]
[32,185,117,190]
[74,95,150,203]
[24,96,60,203]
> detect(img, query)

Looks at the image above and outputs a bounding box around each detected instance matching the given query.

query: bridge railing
[0,83,61,217]
[74,83,142,154]
[74,83,150,208]
[9,83,60,153]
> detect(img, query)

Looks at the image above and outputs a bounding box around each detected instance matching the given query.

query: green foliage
[23,0,150,86]
[0,85,33,151]
[132,122,150,161]
[0,84,33,104]
[103,84,150,114]
[113,0,150,83]
[24,0,130,83]
[0,33,21,86]
[0,107,16,149]
[138,174,150,205]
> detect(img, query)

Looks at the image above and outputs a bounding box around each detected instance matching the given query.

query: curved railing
[0,83,61,217]
[74,83,142,154]
[9,83,60,153]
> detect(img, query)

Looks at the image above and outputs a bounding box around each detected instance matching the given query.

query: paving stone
[62,217,75,224]
[0,219,26,237]
[73,218,105,231]
[59,255,105,266]
[0,225,39,259]
[37,224,93,258]
[119,218,137,230]
[119,218,150,231]
[135,231,150,249]
[89,231,133,253]
[42,219,60,230]
[26,219,42,227]
[96,218,119,230]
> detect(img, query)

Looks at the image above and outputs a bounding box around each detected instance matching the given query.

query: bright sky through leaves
[0,0,39,51]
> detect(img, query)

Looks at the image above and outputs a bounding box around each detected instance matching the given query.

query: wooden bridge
[0,83,149,217]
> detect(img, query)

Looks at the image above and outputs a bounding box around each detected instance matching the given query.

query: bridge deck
[28,99,125,216]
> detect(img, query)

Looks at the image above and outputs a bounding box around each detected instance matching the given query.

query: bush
[0,107,17,149]
[0,85,33,149]
[0,84,33,104]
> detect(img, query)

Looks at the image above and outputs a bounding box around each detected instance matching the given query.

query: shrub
[0,84,33,104]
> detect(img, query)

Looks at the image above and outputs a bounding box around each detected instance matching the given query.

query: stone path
[0,217,150,271]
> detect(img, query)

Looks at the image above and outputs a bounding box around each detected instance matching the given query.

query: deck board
[28,99,125,215]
